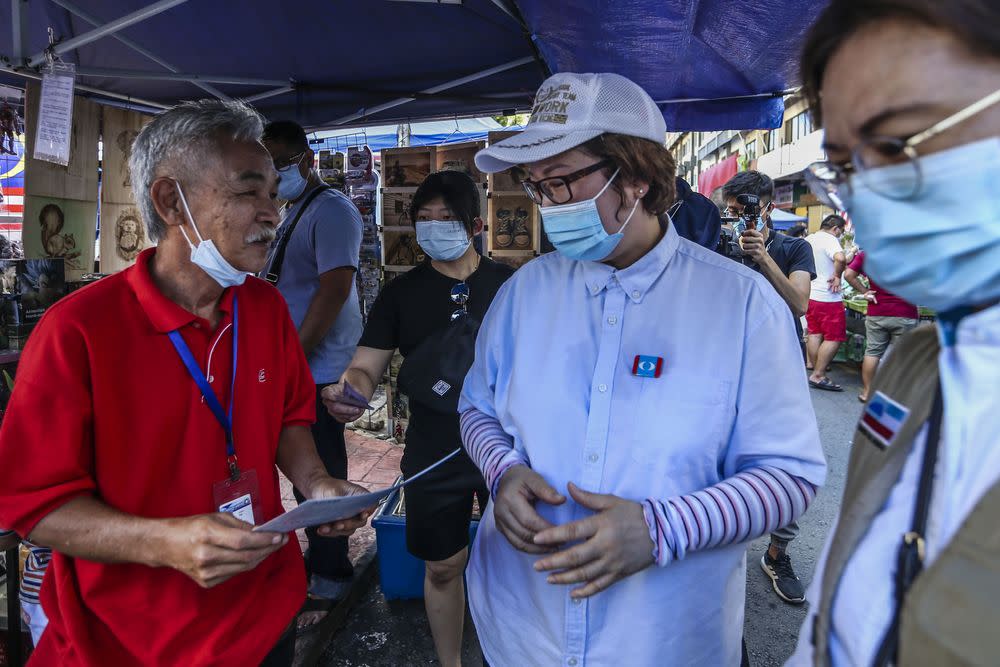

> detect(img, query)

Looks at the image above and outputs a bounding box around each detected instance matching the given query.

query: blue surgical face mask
[415,220,471,261]
[175,181,250,288]
[540,169,641,262]
[277,158,308,201]
[842,136,1000,313]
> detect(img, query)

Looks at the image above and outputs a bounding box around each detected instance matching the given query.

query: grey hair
[129,99,265,242]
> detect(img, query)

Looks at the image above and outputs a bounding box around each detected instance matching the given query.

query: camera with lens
[716,193,766,266]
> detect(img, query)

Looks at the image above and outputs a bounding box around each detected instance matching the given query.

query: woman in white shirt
[459,72,826,667]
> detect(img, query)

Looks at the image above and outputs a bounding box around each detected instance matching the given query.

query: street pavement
[317,363,864,667]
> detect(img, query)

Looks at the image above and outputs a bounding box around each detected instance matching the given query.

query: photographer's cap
[475,72,667,174]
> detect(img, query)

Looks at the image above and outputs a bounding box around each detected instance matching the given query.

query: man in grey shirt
[262,121,362,628]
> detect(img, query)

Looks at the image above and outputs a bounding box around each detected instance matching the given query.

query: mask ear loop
[174,180,205,249]
[617,198,642,234]
[592,168,639,233]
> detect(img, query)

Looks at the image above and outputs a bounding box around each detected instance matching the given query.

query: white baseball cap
[475,72,667,174]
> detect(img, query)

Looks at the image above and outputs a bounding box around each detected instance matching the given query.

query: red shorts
[806,300,847,342]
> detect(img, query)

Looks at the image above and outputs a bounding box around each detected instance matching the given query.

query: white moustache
[246,228,276,244]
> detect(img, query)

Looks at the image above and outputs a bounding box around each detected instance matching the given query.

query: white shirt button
[568,659,578,666]
[608,316,617,325]
[632,290,641,299]
[588,453,599,463]
[598,383,608,392]
[207,375,215,383]
[572,597,582,605]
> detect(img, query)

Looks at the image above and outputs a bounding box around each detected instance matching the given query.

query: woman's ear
[472,217,485,237]
[625,179,650,208]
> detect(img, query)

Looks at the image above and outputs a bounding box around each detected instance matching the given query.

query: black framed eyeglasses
[450,282,470,322]
[520,159,613,205]
[805,86,1000,208]
[273,150,306,171]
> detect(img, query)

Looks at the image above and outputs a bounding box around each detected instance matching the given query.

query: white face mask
[174,181,250,288]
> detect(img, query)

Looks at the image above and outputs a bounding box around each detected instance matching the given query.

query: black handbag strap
[262,185,330,285]
[872,382,945,667]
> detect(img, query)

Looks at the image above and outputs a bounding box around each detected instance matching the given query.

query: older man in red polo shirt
[0,99,371,666]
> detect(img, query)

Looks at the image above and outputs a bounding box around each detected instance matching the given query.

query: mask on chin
[174,181,250,288]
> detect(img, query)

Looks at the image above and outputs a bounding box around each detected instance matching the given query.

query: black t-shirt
[753,229,817,338]
[359,257,515,473]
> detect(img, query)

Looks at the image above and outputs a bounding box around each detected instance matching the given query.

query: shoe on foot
[760,552,805,604]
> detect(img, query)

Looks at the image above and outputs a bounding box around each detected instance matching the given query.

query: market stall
[0,0,834,650]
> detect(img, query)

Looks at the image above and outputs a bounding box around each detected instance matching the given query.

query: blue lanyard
[168,297,240,480]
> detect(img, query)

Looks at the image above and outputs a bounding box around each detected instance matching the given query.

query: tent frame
[48,0,229,99]
[327,55,535,126]
[25,0,191,68]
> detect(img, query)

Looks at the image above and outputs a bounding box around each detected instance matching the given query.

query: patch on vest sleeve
[859,391,910,450]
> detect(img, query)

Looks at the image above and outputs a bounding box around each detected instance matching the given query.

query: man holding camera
[721,171,816,604]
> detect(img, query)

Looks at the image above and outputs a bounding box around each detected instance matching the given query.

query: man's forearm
[27,496,171,567]
[299,286,350,355]
[834,258,847,280]
[759,258,809,317]
[275,424,338,498]
[844,272,867,294]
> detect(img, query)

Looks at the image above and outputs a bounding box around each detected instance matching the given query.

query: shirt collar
[938,300,1000,347]
[582,218,680,303]
[126,247,237,333]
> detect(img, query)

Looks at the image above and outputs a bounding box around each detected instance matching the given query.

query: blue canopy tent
[0,0,828,131]
[771,207,808,231]
[310,118,512,154]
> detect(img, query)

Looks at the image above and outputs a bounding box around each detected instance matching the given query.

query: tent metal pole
[72,67,287,87]
[11,0,29,62]
[328,55,534,126]
[27,0,191,68]
[487,0,518,21]
[47,0,229,100]
[244,86,295,104]
[0,64,171,109]
[655,88,798,104]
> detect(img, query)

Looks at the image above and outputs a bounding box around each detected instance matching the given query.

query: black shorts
[402,448,489,563]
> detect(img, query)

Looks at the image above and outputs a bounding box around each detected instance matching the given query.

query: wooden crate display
[487,193,538,253]
[434,140,486,184]
[382,229,426,269]
[381,188,416,227]
[382,146,435,188]
[487,130,524,193]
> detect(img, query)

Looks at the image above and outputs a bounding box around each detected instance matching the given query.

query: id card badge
[212,468,263,526]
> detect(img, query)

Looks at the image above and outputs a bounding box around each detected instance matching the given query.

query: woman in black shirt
[323,170,514,666]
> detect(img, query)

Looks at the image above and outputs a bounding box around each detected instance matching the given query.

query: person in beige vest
[786,1,1000,665]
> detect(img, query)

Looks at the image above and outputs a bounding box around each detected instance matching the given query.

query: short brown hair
[577,134,676,220]
[801,0,1000,127]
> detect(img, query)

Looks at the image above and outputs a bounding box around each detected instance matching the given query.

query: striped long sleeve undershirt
[460,409,529,497]
[19,541,52,605]
[459,409,816,566]
[643,466,817,567]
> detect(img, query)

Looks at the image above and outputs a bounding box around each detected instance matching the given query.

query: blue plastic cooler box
[372,479,480,600]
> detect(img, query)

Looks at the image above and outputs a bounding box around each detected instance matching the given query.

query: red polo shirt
[0,248,314,666]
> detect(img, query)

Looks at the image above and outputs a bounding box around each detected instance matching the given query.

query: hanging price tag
[34,61,76,166]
